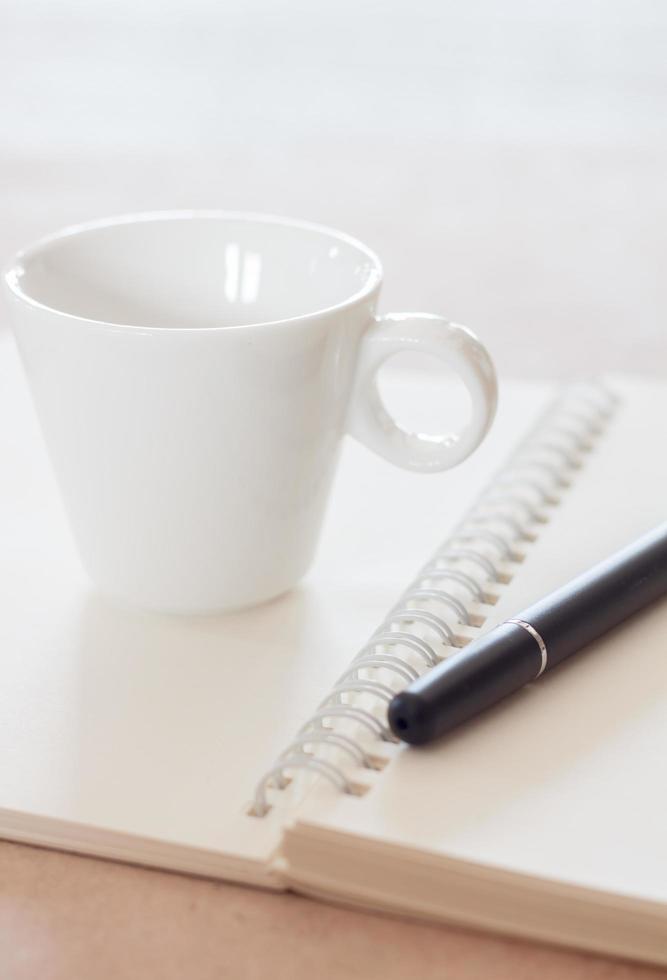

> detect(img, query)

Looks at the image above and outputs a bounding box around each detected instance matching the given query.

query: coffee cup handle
[347,313,498,472]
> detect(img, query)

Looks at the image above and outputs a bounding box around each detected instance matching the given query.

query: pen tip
[388,691,433,745]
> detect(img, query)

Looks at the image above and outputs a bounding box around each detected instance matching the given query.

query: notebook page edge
[281,376,667,959]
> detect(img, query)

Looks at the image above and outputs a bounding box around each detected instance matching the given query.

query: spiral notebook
[1,330,666,966]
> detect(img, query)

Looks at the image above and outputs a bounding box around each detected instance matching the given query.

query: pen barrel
[389,522,667,745]
[524,522,667,669]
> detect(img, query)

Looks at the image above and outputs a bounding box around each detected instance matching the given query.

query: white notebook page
[289,378,667,904]
[0,333,551,883]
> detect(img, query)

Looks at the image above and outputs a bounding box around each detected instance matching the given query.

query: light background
[3,0,666,377]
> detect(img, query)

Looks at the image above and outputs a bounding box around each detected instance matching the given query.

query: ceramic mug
[3,211,497,613]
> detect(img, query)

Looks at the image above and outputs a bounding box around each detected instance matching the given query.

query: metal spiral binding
[251,380,618,817]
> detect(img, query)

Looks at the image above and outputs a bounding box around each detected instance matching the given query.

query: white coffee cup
[3,211,497,613]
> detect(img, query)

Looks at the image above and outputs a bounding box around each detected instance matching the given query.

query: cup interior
[6,212,381,329]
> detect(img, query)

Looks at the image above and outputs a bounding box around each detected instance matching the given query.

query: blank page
[0,334,549,883]
[291,378,667,905]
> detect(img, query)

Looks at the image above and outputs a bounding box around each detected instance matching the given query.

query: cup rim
[2,209,384,333]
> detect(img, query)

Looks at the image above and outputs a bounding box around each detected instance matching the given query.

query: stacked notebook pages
[249,378,667,967]
[1,328,666,966]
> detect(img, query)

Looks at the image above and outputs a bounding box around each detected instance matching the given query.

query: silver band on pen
[506,618,548,677]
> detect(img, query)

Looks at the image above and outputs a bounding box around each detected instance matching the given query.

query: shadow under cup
[4,212,384,613]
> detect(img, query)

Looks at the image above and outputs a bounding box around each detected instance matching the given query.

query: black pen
[388,521,667,745]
